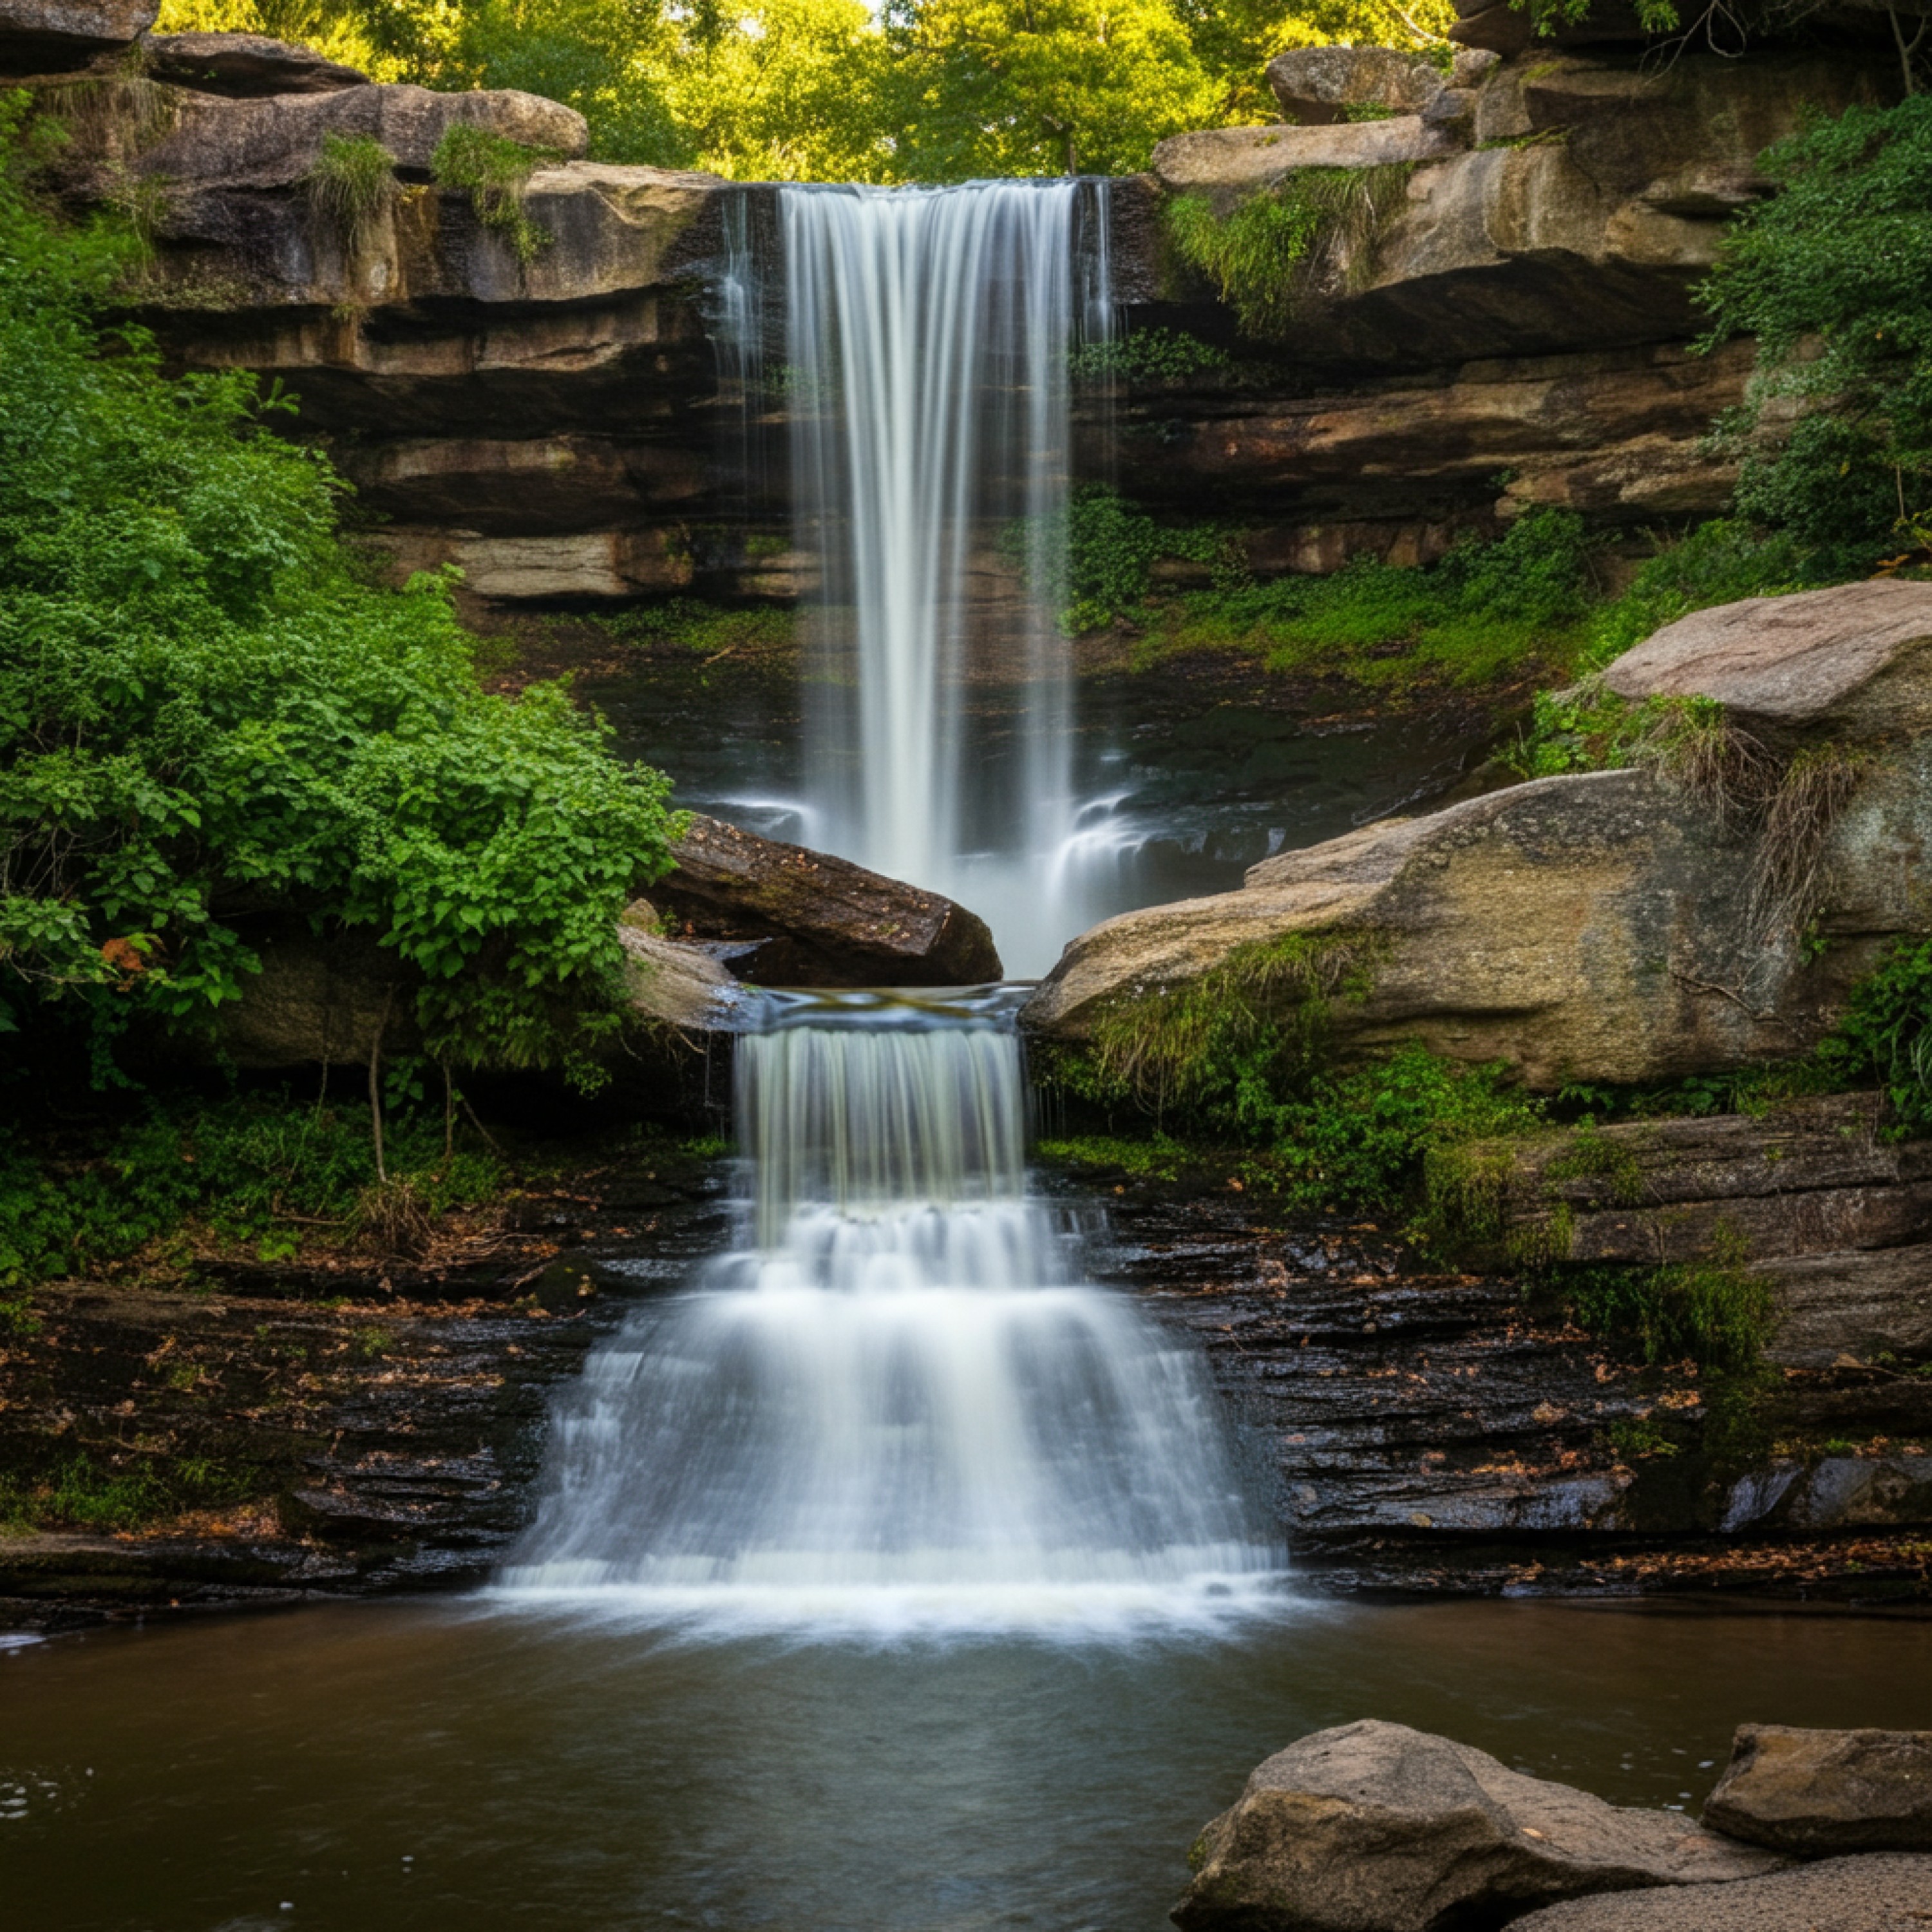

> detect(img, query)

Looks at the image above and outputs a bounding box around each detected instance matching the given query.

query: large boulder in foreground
[1023,581,1932,1090]
[1507,1852,1932,1930]
[1173,1720,1781,1932]
[1702,1724,1932,1854]
[648,816,1002,988]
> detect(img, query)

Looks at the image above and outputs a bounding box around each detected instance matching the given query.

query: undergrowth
[0,1091,506,1291]
[583,598,797,659]
[0,1450,255,1534]
[1556,1236,1778,1373]
[1068,328,1229,385]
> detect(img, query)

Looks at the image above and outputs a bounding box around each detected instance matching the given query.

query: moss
[0,1448,258,1533]
[1556,1228,1777,1371]
[1544,1122,1649,1208]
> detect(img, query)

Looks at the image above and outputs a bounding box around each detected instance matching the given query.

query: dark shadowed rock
[144,31,368,96]
[650,815,1002,988]
[1507,1853,1932,1930]
[1703,1725,1932,1853]
[1173,1720,1782,1932]
[0,0,154,72]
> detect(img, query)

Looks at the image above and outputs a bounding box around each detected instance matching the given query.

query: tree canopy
[153,0,1455,179]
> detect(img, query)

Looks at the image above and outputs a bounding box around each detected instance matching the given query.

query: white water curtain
[783,183,1077,964]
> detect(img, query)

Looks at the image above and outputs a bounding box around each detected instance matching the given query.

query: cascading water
[782,182,1104,975]
[499,992,1280,1635]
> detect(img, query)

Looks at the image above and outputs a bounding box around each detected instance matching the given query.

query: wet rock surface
[1076,1173,1932,1598]
[649,813,1003,987]
[1703,1724,1932,1854]
[1173,1719,1783,1932]
[0,1151,732,1633]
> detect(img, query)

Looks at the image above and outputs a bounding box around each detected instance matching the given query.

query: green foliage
[1517,0,1682,32]
[1068,327,1229,386]
[1699,95,1932,568]
[0,1092,505,1289]
[1817,937,1932,1138]
[1166,165,1413,340]
[587,598,797,658]
[303,129,398,252]
[431,122,556,264]
[0,108,680,1081]
[1151,507,1596,690]
[1560,1235,1777,1372]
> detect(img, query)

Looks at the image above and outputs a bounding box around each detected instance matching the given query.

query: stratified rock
[1703,1725,1932,1853]
[1760,1246,1932,1368]
[0,0,154,72]
[1173,1720,1781,1932]
[1459,1094,1932,1271]
[650,816,1002,989]
[144,31,368,96]
[1150,116,1457,211]
[1265,46,1444,125]
[135,80,587,191]
[1603,578,1932,737]
[1506,1853,1932,1929]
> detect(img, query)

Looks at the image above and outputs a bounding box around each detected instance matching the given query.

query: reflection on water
[5,1599,1929,1931]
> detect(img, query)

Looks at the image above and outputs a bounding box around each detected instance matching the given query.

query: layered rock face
[15,21,1898,602]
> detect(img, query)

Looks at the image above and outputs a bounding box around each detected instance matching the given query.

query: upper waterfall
[781,180,1106,976]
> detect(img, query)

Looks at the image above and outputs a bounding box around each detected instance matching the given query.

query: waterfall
[499,993,1280,1635]
[782,182,1096,976]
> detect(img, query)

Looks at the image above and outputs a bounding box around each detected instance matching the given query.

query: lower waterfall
[498,992,1281,1636]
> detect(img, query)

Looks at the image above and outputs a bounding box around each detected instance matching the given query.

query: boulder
[1149,116,1457,211]
[0,0,154,73]
[144,31,368,97]
[1703,1725,1932,1853]
[615,914,748,1031]
[1025,582,1932,1090]
[1602,578,1932,739]
[1506,1853,1932,1929]
[1173,1720,1782,1932]
[1265,46,1446,125]
[650,815,1002,988]
[135,80,588,192]
[1719,1455,1932,1534]
[1451,0,1658,55]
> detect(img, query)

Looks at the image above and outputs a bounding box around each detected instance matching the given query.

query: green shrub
[1068,327,1229,385]
[0,103,679,1083]
[1561,1236,1777,1372]
[1817,937,1932,1137]
[304,130,398,252]
[431,122,556,265]
[1166,164,1414,339]
[1699,93,1932,566]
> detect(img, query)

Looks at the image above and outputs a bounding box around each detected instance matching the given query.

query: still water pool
[5,1598,1928,1931]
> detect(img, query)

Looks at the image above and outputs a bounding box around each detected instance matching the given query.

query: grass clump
[1166,164,1415,340]
[431,124,556,266]
[0,1450,254,1533]
[587,598,796,659]
[1560,1234,1777,1372]
[304,131,399,253]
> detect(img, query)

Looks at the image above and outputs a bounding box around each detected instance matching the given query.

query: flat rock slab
[1173,1719,1781,1932]
[1602,578,1932,734]
[146,31,368,95]
[1507,1852,1932,1929]
[1704,1725,1932,1853]
[1150,117,1457,207]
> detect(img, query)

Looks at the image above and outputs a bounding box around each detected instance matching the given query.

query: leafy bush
[0,104,679,1083]
[431,122,556,265]
[1068,327,1229,385]
[1166,164,1413,339]
[303,129,398,252]
[1817,936,1932,1137]
[1699,93,1932,567]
